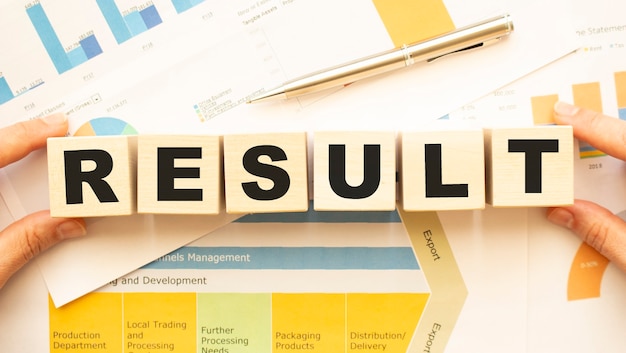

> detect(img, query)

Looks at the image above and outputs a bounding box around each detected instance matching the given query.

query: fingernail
[56,220,87,239]
[42,113,67,126]
[547,208,574,229]
[554,101,580,117]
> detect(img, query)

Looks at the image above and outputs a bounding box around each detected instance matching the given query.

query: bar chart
[572,81,606,158]
[171,0,205,14]
[96,0,163,44]
[530,72,626,158]
[26,1,103,74]
[0,74,44,105]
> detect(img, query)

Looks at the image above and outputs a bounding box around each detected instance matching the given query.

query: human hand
[0,114,86,289]
[547,101,626,273]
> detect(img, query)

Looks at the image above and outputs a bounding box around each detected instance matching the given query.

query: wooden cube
[484,126,573,207]
[313,131,396,210]
[137,135,222,214]
[401,128,485,211]
[223,132,308,213]
[47,136,136,217]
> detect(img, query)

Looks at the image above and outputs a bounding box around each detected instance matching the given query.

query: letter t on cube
[484,126,574,207]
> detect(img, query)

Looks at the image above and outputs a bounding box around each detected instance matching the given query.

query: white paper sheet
[0,0,577,306]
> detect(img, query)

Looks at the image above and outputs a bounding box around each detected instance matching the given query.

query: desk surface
[1,0,626,352]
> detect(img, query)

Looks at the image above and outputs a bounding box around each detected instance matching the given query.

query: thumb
[0,210,86,289]
[547,199,626,273]
[553,101,626,161]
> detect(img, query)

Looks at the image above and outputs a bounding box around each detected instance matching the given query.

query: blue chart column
[172,0,206,14]
[0,70,45,106]
[25,2,102,74]
[96,0,132,44]
[96,0,163,44]
[0,76,14,105]
[25,2,72,74]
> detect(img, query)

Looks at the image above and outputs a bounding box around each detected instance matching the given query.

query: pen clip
[426,37,502,63]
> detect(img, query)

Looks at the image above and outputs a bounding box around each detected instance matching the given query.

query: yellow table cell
[272,293,345,352]
[124,293,196,352]
[347,293,429,353]
[49,293,122,353]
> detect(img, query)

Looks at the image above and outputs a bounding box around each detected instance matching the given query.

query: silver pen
[248,13,513,103]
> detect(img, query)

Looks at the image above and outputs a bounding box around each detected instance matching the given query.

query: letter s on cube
[47,135,137,217]
[223,132,308,214]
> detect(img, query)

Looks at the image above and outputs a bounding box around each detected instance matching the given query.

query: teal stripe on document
[236,207,401,223]
[144,247,418,270]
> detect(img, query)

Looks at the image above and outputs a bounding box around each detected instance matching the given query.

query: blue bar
[237,204,401,223]
[619,108,626,121]
[0,77,14,105]
[140,5,162,29]
[124,11,147,35]
[29,81,45,90]
[172,0,204,13]
[26,3,72,74]
[144,247,419,270]
[96,0,132,44]
[67,46,87,67]
[172,0,192,13]
[579,144,596,153]
[80,34,103,59]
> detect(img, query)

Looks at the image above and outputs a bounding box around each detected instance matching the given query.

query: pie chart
[74,117,137,136]
[566,209,626,300]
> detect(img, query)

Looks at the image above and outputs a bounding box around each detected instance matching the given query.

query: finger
[0,210,85,289]
[547,199,626,273]
[553,101,626,161]
[0,113,69,168]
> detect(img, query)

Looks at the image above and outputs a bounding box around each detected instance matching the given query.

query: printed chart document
[521,5,626,352]
[0,0,576,306]
[0,205,528,353]
[443,0,626,351]
[1,0,626,352]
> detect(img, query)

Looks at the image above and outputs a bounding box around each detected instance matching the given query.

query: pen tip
[247,86,287,103]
